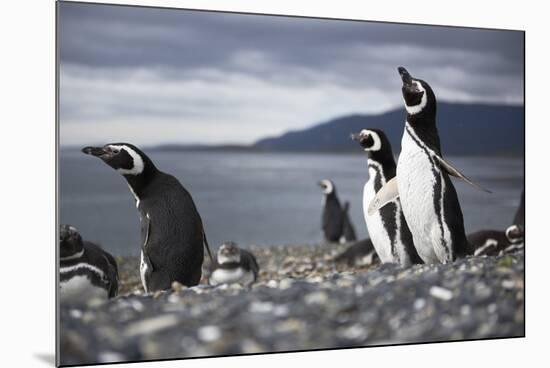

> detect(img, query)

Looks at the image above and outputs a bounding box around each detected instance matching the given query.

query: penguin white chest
[210,268,254,286]
[59,275,108,304]
[397,129,444,263]
[362,171,394,263]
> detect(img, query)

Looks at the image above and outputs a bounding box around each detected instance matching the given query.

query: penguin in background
[469,190,525,256]
[369,67,490,264]
[341,201,357,243]
[333,238,380,267]
[59,224,118,303]
[513,190,525,228]
[82,143,213,292]
[469,224,524,256]
[318,179,345,243]
[208,241,260,286]
[352,128,422,266]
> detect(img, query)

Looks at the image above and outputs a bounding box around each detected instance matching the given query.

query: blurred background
[58,2,524,256]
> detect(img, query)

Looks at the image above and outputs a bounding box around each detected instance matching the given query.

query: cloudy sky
[58,2,524,146]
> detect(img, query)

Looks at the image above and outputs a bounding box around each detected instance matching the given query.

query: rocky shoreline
[59,243,524,366]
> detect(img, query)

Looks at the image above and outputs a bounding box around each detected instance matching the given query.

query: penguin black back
[318,179,344,242]
[468,230,507,256]
[513,190,525,227]
[334,238,378,267]
[82,143,212,291]
[341,201,357,243]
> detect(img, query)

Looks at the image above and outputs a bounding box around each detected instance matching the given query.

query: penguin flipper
[368,177,399,215]
[435,155,492,193]
[142,214,154,273]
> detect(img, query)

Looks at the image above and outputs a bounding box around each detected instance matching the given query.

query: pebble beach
[59,243,524,366]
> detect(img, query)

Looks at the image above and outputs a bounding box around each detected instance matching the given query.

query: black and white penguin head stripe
[505,224,524,244]
[82,143,147,176]
[59,224,84,260]
[217,241,241,264]
[398,66,436,116]
[351,129,382,151]
[318,179,334,195]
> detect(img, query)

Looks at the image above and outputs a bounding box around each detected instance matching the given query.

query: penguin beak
[398,66,413,85]
[82,146,108,158]
[350,132,361,141]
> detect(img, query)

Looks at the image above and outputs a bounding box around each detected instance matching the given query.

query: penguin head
[59,224,84,259]
[351,129,393,154]
[398,67,436,116]
[217,241,241,264]
[81,143,153,176]
[317,179,335,195]
[505,224,524,244]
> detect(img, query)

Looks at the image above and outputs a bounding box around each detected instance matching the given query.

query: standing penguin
[59,224,118,303]
[352,129,422,266]
[82,143,213,292]
[341,201,357,243]
[318,179,344,243]
[369,67,489,264]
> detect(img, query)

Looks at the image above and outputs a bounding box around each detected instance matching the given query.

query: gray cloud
[58,2,524,146]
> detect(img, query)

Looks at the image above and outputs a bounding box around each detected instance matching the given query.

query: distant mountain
[150,143,257,152]
[254,102,524,155]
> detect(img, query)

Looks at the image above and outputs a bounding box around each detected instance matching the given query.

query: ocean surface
[59,150,524,256]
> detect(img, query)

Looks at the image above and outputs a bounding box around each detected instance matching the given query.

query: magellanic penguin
[341,201,357,243]
[469,190,525,256]
[208,242,260,286]
[59,224,118,304]
[468,224,524,256]
[82,143,213,292]
[318,179,344,243]
[369,67,490,264]
[352,129,422,266]
[333,238,380,267]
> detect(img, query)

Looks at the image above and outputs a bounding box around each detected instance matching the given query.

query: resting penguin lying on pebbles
[208,242,259,286]
[318,179,345,243]
[352,128,422,266]
[469,190,525,256]
[82,143,213,292]
[333,238,380,267]
[469,225,524,256]
[59,224,118,304]
[369,67,490,264]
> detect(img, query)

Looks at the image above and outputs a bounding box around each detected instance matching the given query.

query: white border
[2,1,546,367]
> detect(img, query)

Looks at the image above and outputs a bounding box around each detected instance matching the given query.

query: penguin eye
[112,149,120,154]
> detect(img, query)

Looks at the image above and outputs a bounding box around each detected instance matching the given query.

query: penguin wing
[142,214,155,273]
[368,177,399,215]
[241,250,260,274]
[143,213,151,247]
[434,155,492,193]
